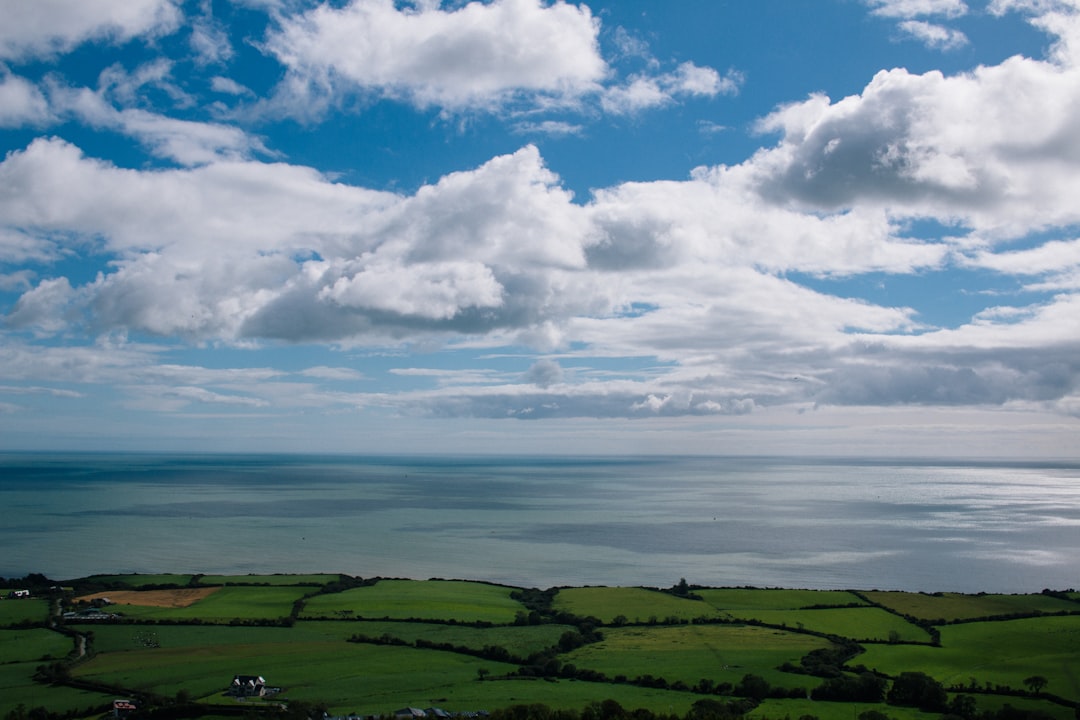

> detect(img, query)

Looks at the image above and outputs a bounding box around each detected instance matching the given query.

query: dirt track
[75,586,220,607]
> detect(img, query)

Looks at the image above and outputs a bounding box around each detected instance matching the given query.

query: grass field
[0,662,115,717]
[84,574,195,587]
[83,621,573,659]
[0,598,50,626]
[301,580,525,623]
[696,589,869,612]
[0,628,73,663]
[563,623,831,690]
[8,579,1075,720]
[857,615,1080,701]
[197,574,341,586]
[732,607,931,643]
[90,585,311,622]
[861,592,1079,622]
[552,587,721,624]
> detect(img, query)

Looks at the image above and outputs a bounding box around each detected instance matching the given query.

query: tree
[734,673,770,701]
[477,667,490,681]
[1023,676,1048,695]
[887,671,947,712]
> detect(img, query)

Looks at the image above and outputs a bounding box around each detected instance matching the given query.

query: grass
[0,662,114,718]
[341,621,574,657]
[83,574,195,587]
[38,582,1080,720]
[102,586,311,621]
[552,587,721,624]
[0,598,50,626]
[696,589,869,612]
[301,580,525,624]
[731,607,931,643]
[750,698,944,720]
[857,615,1080,701]
[0,628,74,663]
[564,623,831,690]
[83,621,571,659]
[197,574,341,586]
[861,592,1079,622]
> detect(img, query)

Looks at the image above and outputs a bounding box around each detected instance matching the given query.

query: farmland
[0,575,1077,720]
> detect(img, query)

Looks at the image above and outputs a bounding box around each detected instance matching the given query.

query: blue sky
[2,0,1080,457]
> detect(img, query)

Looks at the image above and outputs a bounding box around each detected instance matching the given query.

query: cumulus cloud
[0,73,52,127]
[264,0,607,114]
[5,3,1080,423]
[0,0,182,61]
[753,51,1080,236]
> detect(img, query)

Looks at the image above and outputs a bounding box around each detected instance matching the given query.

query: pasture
[857,615,1080,701]
[696,589,868,612]
[860,591,1079,622]
[0,628,73,663]
[563,623,831,690]
[733,607,931,642]
[197,574,341,586]
[0,662,114,718]
[552,587,720,623]
[0,598,50,626]
[85,574,195,587]
[301,579,524,623]
[7,579,1075,720]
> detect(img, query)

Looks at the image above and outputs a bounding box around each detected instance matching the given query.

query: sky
[1,0,1080,458]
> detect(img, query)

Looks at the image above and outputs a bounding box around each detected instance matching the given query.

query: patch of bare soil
[75,586,220,607]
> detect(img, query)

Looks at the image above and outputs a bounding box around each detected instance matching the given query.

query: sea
[1,453,1078,594]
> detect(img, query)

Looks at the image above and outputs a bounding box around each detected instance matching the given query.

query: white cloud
[7,0,1080,423]
[211,76,252,96]
[753,53,1080,236]
[897,20,970,49]
[264,0,607,114]
[0,0,182,61]
[600,64,741,115]
[0,73,51,127]
[865,0,968,18]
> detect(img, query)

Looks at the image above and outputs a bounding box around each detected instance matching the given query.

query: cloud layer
[1,0,1079,449]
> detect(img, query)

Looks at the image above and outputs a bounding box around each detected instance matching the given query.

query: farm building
[229,674,268,697]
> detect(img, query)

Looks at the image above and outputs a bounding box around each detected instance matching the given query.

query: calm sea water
[1,453,1078,593]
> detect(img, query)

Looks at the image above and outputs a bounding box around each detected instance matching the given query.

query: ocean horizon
[3,452,1078,594]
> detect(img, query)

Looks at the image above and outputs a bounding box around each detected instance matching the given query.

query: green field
[3,580,1074,720]
[696,588,869,612]
[301,579,525,623]
[858,615,1080,701]
[0,628,73,663]
[552,587,721,623]
[0,598,50,626]
[564,623,831,690]
[84,574,195,587]
[734,607,931,643]
[861,591,1079,622]
[104,586,312,621]
[0,662,114,717]
[197,574,342,586]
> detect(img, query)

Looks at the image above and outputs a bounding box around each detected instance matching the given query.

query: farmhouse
[112,699,137,718]
[394,708,427,718]
[229,675,268,697]
[7,590,30,599]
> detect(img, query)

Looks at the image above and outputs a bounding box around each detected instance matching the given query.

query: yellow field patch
[76,586,220,608]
